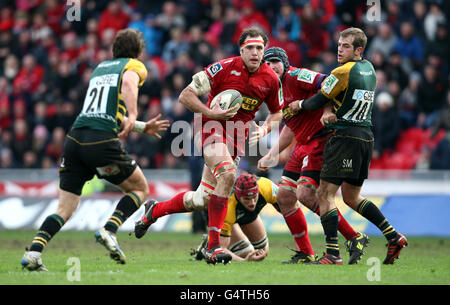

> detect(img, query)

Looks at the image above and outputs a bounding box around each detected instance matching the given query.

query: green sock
[320,208,340,257]
[104,192,142,234]
[357,199,397,240]
[29,214,65,252]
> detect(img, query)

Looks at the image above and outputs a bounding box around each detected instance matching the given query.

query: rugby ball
[209,89,243,113]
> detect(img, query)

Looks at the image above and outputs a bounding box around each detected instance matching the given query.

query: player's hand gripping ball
[209,89,243,113]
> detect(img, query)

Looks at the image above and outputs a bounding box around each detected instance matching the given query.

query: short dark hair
[340,27,367,52]
[238,27,268,47]
[112,29,145,59]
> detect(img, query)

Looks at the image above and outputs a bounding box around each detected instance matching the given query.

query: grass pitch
[0,230,449,285]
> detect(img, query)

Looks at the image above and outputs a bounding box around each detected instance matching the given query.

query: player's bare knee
[296,185,317,209]
[276,188,297,212]
[215,170,236,196]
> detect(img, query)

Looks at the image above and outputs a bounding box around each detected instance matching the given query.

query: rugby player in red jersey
[134,27,283,265]
[258,47,369,264]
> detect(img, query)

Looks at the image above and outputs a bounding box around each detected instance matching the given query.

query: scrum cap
[263,47,290,75]
[234,173,259,200]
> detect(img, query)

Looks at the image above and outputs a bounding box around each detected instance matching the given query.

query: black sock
[320,208,340,257]
[357,199,397,240]
[104,192,142,234]
[29,214,65,252]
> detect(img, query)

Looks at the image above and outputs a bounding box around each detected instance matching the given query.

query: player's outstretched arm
[121,114,170,139]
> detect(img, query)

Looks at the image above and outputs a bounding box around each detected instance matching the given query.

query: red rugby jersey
[203,56,282,127]
[281,66,326,145]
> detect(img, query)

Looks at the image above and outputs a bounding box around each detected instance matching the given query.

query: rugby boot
[95,228,126,264]
[345,232,370,264]
[21,249,48,271]
[310,253,343,265]
[134,200,158,239]
[190,234,208,261]
[281,248,316,264]
[383,233,408,264]
[202,247,232,265]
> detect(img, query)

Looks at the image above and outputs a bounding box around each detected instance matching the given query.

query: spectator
[2,54,19,81]
[273,2,301,41]
[385,51,409,89]
[30,12,53,45]
[425,23,448,68]
[424,3,446,42]
[411,0,427,41]
[44,0,65,35]
[429,131,450,169]
[372,92,400,159]
[78,33,100,68]
[0,7,14,32]
[0,77,11,130]
[300,4,330,61]
[366,23,397,59]
[161,27,190,63]
[128,12,164,57]
[97,1,130,38]
[54,101,77,133]
[398,72,421,130]
[310,0,338,33]
[218,5,239,54]
[156,1,186,42]
[13,54,44,95]
[45,126,65,163]
[31,124,49,161]
[0,147,14,168]
[11,118,32,163]
[430,90,450,138]
[12,10,30,34]
[22,150,39,168]
[268,28,302,67]
[416,64,446,129]
[232,1,271,44]
[187,25,213,68]
[370,49,387,71]
[393,21,424,69]
[53,60,78,100]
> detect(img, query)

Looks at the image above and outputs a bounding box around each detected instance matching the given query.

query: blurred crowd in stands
[0,0,449,171]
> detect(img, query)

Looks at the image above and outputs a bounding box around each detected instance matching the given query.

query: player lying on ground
[189,173,280,262]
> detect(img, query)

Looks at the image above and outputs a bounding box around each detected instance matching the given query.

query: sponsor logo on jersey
[241,96,260,111]
[297,69,318,84]
[322,74,339,95]
[352,89,375,103]
[207,62,223,76]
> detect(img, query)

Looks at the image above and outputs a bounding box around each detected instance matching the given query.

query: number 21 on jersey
[82,74,119,114]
